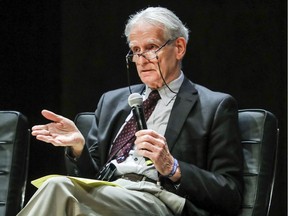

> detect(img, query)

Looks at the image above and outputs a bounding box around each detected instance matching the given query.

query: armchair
[71,109,279,216]
[0,111,30,216]
[237,109,278,216]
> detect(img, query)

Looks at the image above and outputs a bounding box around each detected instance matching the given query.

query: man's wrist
[163,158,181,182]
[65,147,79,162]
[170,166,181,182]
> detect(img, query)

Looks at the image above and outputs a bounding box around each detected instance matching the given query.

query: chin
[145,83,163,89]
[141,77,162,87]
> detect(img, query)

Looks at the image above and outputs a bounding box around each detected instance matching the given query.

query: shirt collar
[144,71,184,106]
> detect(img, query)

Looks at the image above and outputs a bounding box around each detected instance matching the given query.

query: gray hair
[124,7,189,43]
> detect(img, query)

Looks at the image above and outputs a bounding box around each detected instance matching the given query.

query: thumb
[41,109,63,122]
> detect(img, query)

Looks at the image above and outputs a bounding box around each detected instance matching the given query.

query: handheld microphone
[128,93,153,165]
[128,93,147,130]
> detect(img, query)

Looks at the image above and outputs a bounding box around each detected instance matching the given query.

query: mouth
[140,68,155,73]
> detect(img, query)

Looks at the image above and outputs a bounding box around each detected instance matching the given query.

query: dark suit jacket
[67,77,243,216]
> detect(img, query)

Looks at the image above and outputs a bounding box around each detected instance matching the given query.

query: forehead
[128,22,165,47]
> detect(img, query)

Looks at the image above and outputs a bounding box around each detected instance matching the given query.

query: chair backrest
[0,111,30,216]
[66,112,95,176]
[73,110,279,216]
[237,109,278,216]
[74,112,95,141]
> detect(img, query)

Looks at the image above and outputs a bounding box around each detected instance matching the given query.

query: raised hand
[31,109,85,157]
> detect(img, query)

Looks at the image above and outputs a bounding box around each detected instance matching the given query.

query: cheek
[161,57,177,74]
[157,61,170,77]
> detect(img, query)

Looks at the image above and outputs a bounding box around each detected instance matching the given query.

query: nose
[136,54,149,65]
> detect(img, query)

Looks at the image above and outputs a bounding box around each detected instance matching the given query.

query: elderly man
[19,6,243,216]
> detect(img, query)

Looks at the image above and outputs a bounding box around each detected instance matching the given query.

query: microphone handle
[131,106,153,166]
[132,106,147,130]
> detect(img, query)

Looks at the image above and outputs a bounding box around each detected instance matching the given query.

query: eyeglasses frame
[125,39,174,63]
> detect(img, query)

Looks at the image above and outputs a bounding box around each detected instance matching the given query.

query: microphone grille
[128,93,143,107]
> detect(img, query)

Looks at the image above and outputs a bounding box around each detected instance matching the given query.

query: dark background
[0,0,286,215]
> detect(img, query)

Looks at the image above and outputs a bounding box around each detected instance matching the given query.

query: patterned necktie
[108,90,161,163]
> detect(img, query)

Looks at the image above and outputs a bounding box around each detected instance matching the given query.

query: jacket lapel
[164,77,198,151]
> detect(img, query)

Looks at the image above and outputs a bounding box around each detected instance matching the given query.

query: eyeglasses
[126,39,173,63]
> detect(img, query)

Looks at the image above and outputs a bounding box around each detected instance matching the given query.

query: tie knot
[148,90,161,102]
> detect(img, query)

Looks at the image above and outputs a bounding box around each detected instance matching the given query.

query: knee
[42,176,73,189]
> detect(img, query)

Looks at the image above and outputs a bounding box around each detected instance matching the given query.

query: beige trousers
[17,176,185,216]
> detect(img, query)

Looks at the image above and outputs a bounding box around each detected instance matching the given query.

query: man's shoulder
[185,80,237,105]
[194,83,231,98]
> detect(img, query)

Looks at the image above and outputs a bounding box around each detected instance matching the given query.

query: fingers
[135,129,165,148]
[31,126,50,136]
[31,109,71,135]
[31,110,63,134]
[134,129,167,159]
[31,110,63,139]
[34,134,67,147]
[135,129,160,138]
[34,134,56,144]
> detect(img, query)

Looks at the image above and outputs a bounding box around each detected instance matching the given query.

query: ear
[175,37,187,60]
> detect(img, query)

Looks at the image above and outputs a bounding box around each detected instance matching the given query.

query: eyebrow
[129,39,162,48]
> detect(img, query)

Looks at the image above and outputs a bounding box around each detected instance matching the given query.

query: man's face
[128,23,184,89]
